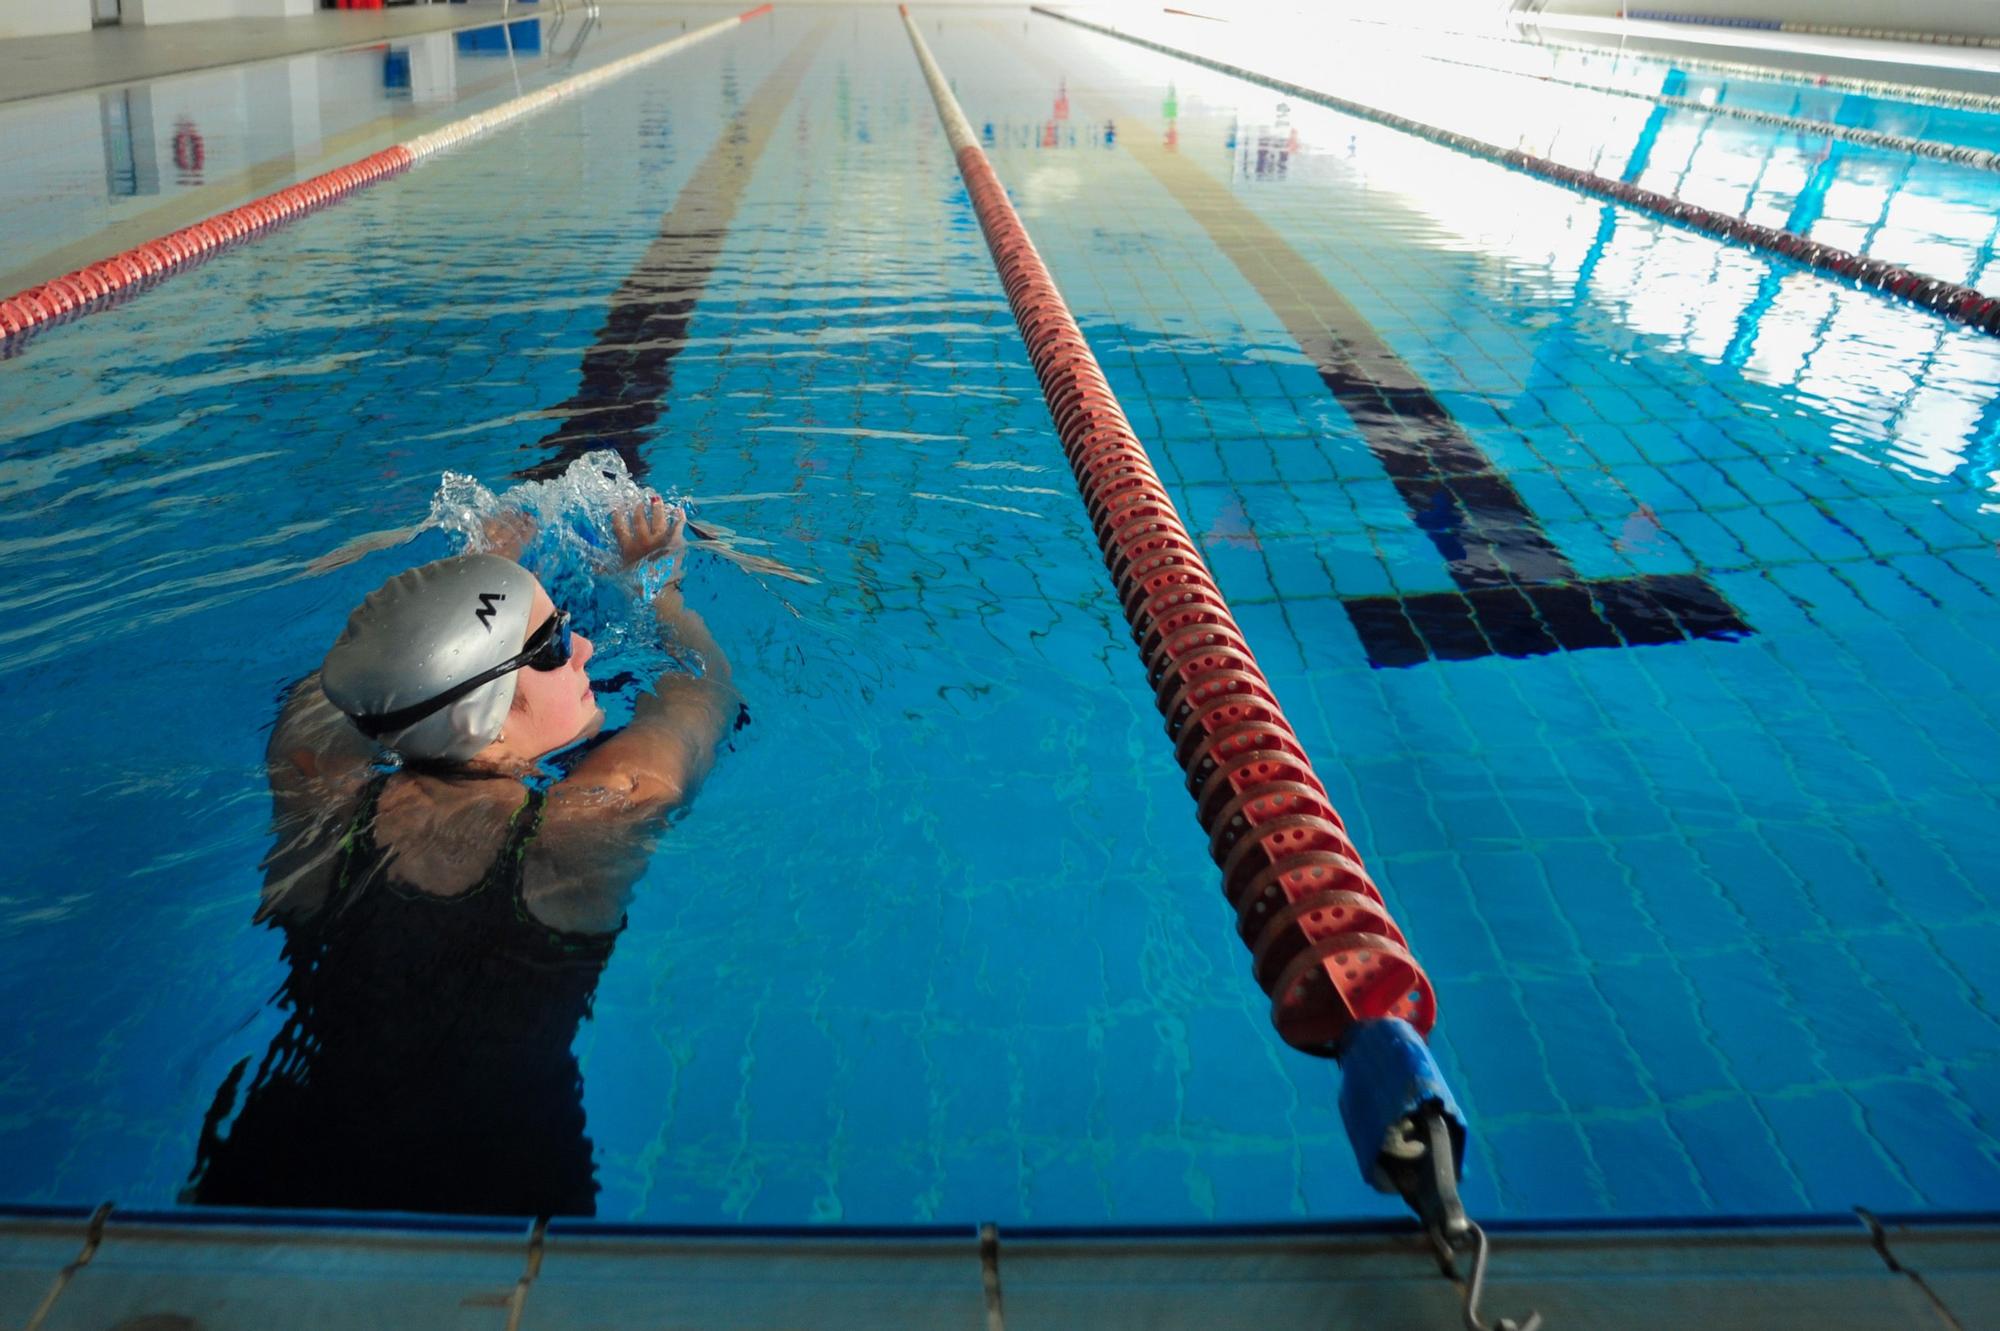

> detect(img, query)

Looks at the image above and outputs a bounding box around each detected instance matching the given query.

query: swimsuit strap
[501,787,623,957]
[503,785,549,858]
[333,772,395,901]
[329,773,613,956]
[334,771,527,905]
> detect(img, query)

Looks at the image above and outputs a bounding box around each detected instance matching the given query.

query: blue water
[1,5,1998,1227]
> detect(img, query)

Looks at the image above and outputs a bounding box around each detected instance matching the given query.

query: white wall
[1542,0,2000,39]
[0,0,92,37]
[121,0,312,24]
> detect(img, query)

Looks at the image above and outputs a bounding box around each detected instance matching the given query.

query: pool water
[1,4,1997,1227]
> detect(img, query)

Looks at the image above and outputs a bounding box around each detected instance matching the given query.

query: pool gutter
[2,1204,1993,1329]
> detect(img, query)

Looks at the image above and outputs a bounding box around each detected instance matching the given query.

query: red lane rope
[899,6,1435,1055]
[0,4,777,354]
[1033,7,2000,339]
[0,148,413,347]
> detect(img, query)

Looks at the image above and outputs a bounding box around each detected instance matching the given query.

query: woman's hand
[481,510,538,561]
[612,496,687,573]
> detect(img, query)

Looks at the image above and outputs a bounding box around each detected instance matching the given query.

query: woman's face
[506,582,601,756]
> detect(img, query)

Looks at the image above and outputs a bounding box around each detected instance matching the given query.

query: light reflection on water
[1101,7,2000,299]
[1067,6,2000,502]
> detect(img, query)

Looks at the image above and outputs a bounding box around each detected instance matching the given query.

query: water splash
[430,450,686,571]
[427,451,699,720]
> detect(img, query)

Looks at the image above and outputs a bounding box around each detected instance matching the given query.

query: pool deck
[2,1208,1994,1329]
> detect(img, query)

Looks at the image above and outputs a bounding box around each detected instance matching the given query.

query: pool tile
[1666,1096,1811,1214]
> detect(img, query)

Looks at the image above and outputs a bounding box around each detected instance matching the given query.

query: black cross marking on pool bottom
[1112,132,1752,669]
[1319,359,1753,669]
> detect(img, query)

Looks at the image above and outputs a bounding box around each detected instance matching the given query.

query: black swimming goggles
[352,608,574,740]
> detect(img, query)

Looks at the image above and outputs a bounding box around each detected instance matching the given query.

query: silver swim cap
[322,554,538,762]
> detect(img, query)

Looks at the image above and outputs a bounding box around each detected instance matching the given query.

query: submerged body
[186,502,735,1217]
[189,696,628,1216]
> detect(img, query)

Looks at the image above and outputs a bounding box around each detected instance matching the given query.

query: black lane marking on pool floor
[1111,134,1753,668]
[518,24,829,482]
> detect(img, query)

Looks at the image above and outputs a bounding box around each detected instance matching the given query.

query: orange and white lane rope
[899,6,1436,1056]
[0,4,775,350]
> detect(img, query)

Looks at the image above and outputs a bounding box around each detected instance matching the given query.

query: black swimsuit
[186,772,621,1218]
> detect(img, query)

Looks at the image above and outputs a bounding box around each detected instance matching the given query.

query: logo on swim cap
[475,592,506,631]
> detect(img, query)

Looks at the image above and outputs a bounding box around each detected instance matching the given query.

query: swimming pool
[1,3,1997,1228]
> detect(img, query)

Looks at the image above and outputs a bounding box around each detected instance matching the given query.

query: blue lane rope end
[1337,1017,1466,1194]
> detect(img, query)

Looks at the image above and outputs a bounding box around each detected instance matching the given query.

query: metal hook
[1456,1220,1541,1331]
[1385,1107,1468,1275]
[1383,1107,1543,1331]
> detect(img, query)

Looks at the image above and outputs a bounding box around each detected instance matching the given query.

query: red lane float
[1034,7,2000,339]
[0,3,777,354]
[900,6,1434,1055]
[0,146,416,348]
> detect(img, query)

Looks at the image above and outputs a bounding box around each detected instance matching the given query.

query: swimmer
[184,498,736,1218]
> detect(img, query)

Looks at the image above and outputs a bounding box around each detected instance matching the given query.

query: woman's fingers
[608,496,688,568]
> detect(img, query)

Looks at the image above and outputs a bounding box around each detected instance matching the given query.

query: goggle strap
[350,610,568,740]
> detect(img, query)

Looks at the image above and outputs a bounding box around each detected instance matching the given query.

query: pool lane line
[986,39,1753,669]
[898,4,1436,1057]
[1035,8,2000,339]
[0,4,777,356]
[520,19,832,483]
[1412,46,2000,173]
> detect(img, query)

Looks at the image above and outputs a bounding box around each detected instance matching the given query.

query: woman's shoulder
[369,773,534,898]
[515,777,661,937]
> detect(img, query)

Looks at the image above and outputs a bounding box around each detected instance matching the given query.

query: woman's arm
[557,500,741,817]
